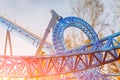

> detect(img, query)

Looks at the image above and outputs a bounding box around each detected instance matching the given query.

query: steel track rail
[0,32,119,78]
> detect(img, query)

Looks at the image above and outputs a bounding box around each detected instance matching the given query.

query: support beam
[0,31,119,77]
[35,10,62,56]
[4,30,12,56]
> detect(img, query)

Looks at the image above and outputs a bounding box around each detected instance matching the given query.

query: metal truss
[0,31,119,78]
[0,10,120,79]
[0,15,53,54]
[53,17,99,54]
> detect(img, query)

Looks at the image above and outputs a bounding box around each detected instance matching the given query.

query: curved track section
[0,15,120,79]
[53,17,98,54]
[52,17,101,79]
[0,32,119,78]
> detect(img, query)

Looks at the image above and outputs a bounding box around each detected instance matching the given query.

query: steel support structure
[0,32,119,78]
[0,15,53,54]
[0,10,120,80]
[35,10,61,56]
[4,30,12,56]
[52,17,99,54]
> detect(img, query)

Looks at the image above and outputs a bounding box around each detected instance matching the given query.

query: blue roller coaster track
[0,10,120,80]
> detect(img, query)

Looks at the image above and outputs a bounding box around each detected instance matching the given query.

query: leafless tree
[65,0,108,49]
[70,0,109,32]
[64,0,120,80]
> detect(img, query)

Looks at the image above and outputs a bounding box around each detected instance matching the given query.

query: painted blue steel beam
[52,16,120,80]
[0,12,120,79]
[52,16,102,80]
[52,17,99,54]
[0,15,52,53]
[0,31,119,78]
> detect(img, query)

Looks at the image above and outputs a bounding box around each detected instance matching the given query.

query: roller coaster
[0,10,120,80]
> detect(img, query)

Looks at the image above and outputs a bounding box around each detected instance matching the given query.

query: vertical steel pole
[4,30,12,56]
[35,10,62,56]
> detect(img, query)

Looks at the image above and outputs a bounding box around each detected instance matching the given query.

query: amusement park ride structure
[0,10,120,80]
